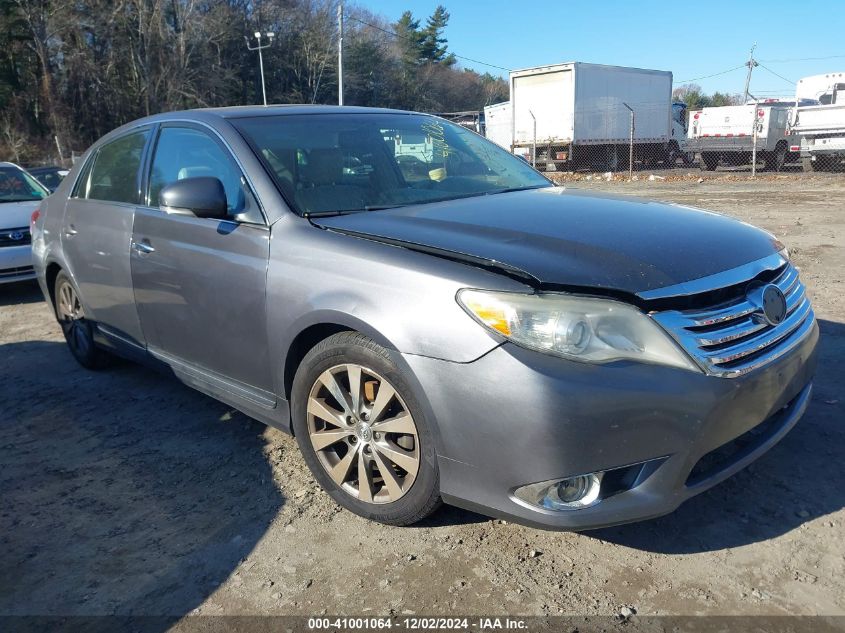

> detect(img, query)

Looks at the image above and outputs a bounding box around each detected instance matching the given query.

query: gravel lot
[1,173,843,621]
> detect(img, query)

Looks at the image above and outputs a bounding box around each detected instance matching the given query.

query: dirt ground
[1,173,844,622]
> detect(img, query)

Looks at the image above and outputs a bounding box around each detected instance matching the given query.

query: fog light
[514,472,603,511]
[543,474,602,509]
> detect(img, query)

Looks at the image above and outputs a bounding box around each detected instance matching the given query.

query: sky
[356,0,845,98]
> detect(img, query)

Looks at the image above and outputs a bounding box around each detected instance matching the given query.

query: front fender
[265,220,530,397]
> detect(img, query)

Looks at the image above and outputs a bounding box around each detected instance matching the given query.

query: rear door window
[84,129,150,204]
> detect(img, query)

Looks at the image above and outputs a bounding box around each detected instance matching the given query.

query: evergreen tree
[421,5,455,65]
[393,11,424,67]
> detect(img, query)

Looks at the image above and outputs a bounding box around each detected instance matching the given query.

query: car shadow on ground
[591,318,845,553]
[0,281,43,307]
[0,339,284,626]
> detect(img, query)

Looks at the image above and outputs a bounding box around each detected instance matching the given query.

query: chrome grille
[651,263,815,378]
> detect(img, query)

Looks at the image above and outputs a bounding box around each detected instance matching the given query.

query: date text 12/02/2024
[307,617,528,630]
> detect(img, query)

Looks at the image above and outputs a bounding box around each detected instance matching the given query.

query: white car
[0,162,49,284]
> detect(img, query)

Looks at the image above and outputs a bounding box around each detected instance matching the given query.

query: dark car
[26,165,69,192]
[31,106,818,529]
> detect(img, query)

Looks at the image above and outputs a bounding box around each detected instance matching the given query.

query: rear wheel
[54,271,111,369]
[291,332,441,526]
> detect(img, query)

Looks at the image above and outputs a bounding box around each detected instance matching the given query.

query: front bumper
[0,244,36,284]
[402,318,819,530]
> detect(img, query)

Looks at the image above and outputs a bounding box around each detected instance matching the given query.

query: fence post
[622,102,634,179]
[751,100,760,178]
[528,109,537,168]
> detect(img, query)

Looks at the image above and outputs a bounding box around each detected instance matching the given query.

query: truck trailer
[509,62,686,171]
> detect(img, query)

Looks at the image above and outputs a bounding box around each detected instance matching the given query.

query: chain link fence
[469,98,818,177]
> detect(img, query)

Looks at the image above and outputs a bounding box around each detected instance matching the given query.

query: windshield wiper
[363,203,414,211]
[0,197,42,203]
[303,209,365,218]
[364,191,500,212]
[310,185,554,217]
[484,184,553,195]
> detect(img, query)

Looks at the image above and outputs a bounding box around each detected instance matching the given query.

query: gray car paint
[32,105,818,530]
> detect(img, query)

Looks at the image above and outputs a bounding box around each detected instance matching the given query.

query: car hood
[315,187,781,297]
[0,199,40,230]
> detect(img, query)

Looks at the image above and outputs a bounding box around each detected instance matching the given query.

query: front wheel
[291,332,442,526]
[54,271,112,370]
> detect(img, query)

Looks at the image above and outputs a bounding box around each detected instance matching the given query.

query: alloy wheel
[56,281,91,357]
[306,364,420,504]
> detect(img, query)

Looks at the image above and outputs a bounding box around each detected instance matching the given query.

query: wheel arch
[281,312,400,402]
[44,261,64,311]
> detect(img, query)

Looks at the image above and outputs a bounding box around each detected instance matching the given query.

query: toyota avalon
[31,107,818,529]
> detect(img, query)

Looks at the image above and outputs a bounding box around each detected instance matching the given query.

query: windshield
[232,113,552,216]
[0,166,50,202]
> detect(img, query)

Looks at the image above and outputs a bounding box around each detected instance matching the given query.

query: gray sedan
[31,106,818,529]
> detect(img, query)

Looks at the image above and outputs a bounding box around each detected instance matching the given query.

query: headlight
[457,289,700,371]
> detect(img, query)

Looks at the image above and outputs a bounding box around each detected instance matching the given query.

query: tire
[765,145,787,172]
[700,152,718,171]
[665,142,680,167]
[291,332,442,526]
[53,271,112,369]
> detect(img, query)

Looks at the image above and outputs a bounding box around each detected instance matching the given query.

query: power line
[345,14,511,73]
[758,54,845,64]
[757,63,796,85]
[675,64,745,84]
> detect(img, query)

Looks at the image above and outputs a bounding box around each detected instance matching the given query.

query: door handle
[64,225,78,237]
[132,240,155,254]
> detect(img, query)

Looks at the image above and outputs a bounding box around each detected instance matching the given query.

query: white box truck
[509,62,687,171]
[687,102,799,171]
[789,72,845,171]
[483,101,512,151]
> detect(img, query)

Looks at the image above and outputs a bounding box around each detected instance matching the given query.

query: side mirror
[159,177,228,219]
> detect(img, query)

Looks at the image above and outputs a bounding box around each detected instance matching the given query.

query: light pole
[246,31,274,106]
[337,1,344,105]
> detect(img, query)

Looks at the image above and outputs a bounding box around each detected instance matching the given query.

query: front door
[130,124,273,392]
[61,128,152,344]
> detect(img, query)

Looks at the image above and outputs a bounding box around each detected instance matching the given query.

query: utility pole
[246,31,275,106]
[743,43,758,103]
[338,1,344,105]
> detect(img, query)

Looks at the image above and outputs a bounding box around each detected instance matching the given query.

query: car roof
[86,105,437,157]
[184,104,417,118]
[118,105,424,131]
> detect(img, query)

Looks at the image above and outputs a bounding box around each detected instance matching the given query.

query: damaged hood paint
[315,187,780,296]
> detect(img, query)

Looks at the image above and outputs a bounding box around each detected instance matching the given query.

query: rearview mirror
[159,177,228,219]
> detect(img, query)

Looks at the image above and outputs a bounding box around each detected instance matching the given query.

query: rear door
[61,127,152,344]
[130,123,274,392]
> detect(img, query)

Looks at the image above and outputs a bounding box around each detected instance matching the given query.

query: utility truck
[687,102,799,171]
[788,72,845,171]
[509,62,687,171]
